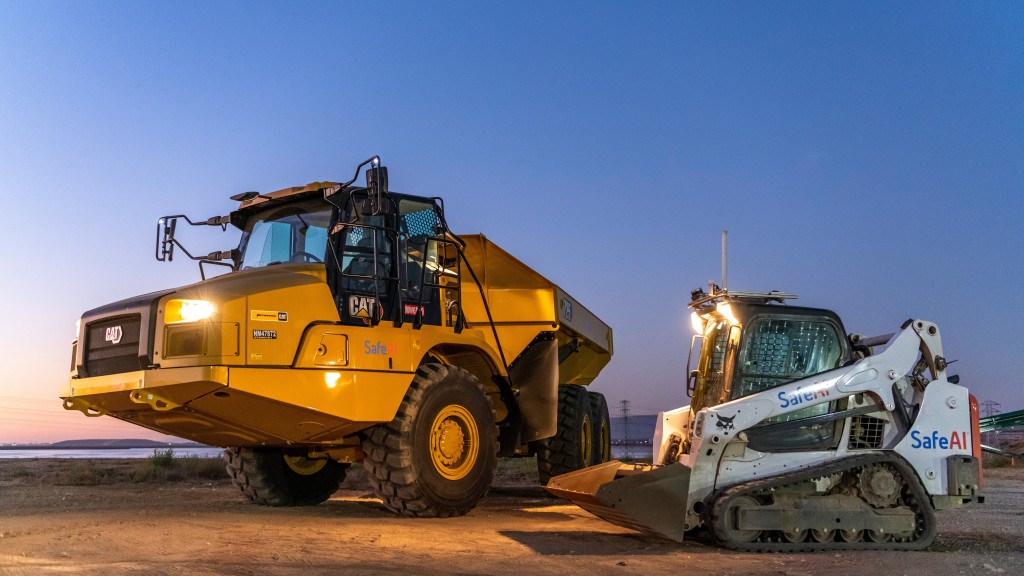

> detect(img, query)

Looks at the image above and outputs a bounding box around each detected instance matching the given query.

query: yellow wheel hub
[598,419,611,462]
[283,455,328,476]
[429,404,479,480]
[581,413,593,465]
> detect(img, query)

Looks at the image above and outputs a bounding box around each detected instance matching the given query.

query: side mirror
[156,217,178,262]
[155,214,231,263]
[685,334,703,398]
[366,165,389,215]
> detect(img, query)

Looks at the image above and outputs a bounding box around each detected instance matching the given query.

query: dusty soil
[1,460,1022,576]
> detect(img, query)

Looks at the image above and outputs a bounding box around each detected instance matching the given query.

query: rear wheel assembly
[535,384,593,484]
[588,391,612,465]
[709,455,937,551]
[361,363,498,517]
[223,447,347,506]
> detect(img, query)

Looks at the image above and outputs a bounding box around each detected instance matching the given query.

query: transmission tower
[981,400,1001,418]
[619,400,632,459]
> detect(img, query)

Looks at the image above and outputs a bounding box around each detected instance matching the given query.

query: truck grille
[84,314,147,376]
[74,289,173,378]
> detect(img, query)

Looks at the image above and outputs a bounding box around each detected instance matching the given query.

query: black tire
[361,363,498,518]
[588,391,611,465]
[535,384,593,484]
[223,447,348,506]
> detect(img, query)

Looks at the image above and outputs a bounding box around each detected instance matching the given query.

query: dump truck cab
[64,157,613,517]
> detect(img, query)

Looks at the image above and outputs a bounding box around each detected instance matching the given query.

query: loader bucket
[545,460,692,542]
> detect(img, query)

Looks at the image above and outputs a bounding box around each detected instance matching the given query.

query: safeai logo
[778,385,830,409]
[910,430,969,450]
[364,340,395,355]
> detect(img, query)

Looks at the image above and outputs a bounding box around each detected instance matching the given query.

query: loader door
[734,315,846,452]
[691,321,740,415]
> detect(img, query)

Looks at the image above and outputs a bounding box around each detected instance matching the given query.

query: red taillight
[970,394,984,489]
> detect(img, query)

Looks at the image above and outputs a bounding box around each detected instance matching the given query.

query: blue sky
[0,2,1021,442]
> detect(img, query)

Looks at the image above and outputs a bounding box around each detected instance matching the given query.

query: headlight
[690,311,704,334]
[716,302,739,325]
[165,299,216,323]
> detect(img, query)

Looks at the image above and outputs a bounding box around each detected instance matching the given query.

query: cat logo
[348,295,380,325]
[104,326,123,345]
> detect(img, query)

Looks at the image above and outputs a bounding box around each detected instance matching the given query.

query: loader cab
[687,291,852,452]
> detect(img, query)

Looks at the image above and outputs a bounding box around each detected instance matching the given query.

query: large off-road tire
[588,391,612,465]
[223,447,348,506]
[361,363,498,518]
[535,384,593,484]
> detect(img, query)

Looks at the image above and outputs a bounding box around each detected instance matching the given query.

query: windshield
[239,201,333,269]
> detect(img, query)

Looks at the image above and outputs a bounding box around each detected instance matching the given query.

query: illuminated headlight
[716,302,739,325]
[165,299,216,323]
[690,311,704,334]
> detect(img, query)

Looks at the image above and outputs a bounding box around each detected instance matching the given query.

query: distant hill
[48,439,205,449]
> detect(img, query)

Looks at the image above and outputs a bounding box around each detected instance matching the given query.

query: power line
[619,399,631,459]
[981,400,1001,418]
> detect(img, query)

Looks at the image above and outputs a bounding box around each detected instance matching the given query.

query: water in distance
[0,447,224,459]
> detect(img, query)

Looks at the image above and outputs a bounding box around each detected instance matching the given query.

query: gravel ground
[0,460,1020,576]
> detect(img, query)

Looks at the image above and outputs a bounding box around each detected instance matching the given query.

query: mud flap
[545,460,692,542]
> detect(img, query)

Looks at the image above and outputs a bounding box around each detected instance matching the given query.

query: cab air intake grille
[849,415,885,449]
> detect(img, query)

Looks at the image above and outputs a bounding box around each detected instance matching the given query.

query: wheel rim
[781,528,808,543]
[598,419,611,462]
[840,528,864,542]
[283,455,328,476]
[866,529,893,542]
[429,404,479,480]
[726,496,763,543]
[580,413,593,466]
[811,529,835,543]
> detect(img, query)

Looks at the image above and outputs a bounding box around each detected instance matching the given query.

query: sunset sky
[1,2,1021,443]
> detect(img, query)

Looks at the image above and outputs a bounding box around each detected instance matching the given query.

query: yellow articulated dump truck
[63,156,613,517]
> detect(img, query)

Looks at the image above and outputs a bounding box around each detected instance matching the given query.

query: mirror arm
[155,214,231,263]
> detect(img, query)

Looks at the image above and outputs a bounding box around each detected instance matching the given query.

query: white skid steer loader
[546,287,983,551]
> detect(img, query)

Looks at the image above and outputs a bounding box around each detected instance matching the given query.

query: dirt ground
[1,460,1022,576]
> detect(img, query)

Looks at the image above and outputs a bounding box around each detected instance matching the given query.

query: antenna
[722,229,728,291]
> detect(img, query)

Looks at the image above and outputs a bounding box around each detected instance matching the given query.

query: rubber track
[709,453,937,552]
[361,363,498,517]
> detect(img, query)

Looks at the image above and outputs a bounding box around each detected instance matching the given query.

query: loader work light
[690,311,704,334]
[165,299,216,324]
[716,302,738,325]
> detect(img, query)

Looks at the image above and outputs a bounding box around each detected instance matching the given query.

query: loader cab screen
[238,200,333,269]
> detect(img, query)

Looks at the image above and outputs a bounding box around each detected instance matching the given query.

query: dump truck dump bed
[459,234,612,385]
